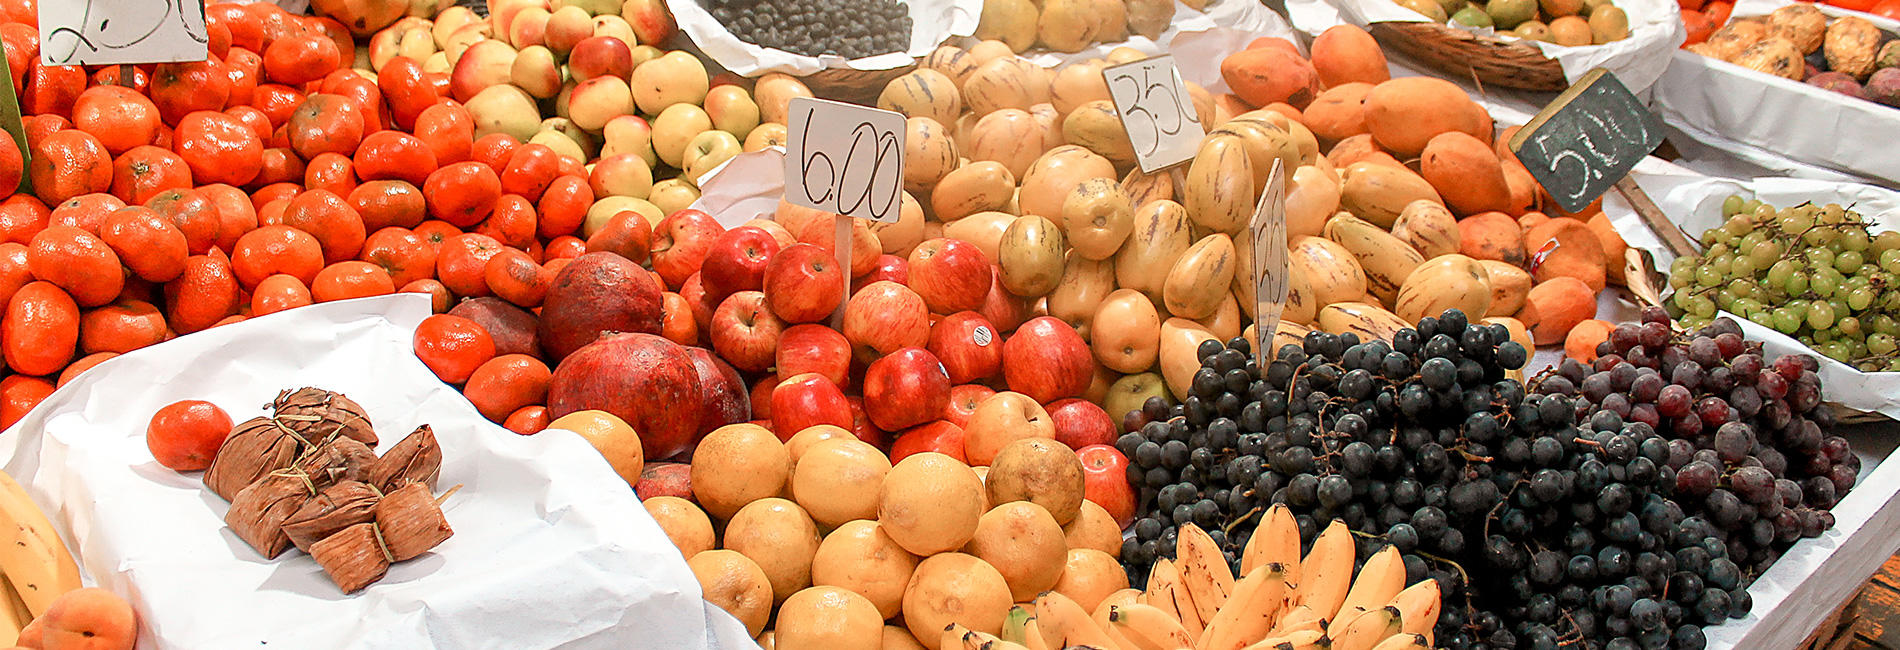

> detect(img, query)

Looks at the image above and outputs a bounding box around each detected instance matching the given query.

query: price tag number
[784,97,906,223]
[1103,55,1204,173]
[1509,69,1662,214]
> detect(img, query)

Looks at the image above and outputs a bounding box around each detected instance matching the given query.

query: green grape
[1880,249,1900,274]
[1833,298,1852,320]
[1822,341,1853,363]
[1788,271,1810,295]
[1851,339,1871,361]
[1841,316,1864,337]
[1849,287,1877,311]
[1717,292,1739,311]
[1767,259,1797,286]
[1862,264,1883,279]
[1807,227,1839,246]
[1887,359,1900,371]
[1813,328,1835,344]
[1812,271,1839,298]
[1773,307,1803,333]
[1700,230,1722,247]
[1781,211,1812,235]
[1870,333,1898,356]
[1805,246,1836,268]
[1874,231,1900,255]
[1845,275,1872,292]
[1820,204,1846,225]
[1707,243,1731,258]
[1697,265,1725,287]
[1690,295,1716,317]
[1740,230,1767,251]
[1842,227,1870,252]
[1811,301,1839,329]
[1756,204,1779,221]
[1837,250,1865,273]
[1723,195,1746,216]
[1721,216,1751,237]
[1672,290,1695,310]
[1874,314,1900,336]
[1748,239,1782,268]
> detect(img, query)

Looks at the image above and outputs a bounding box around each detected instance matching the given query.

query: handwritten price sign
[40,0,210,66]
[1508,68,1662,214]
[783,97,906,223]
[1103,55,1205,174]
[1250,159,1288,366]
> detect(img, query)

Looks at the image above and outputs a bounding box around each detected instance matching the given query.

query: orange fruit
[3,281,78,376]
[263,34,340,86]
[504,405,551,435]
[249,83,306,130]
[359,227,437,289]
[547,410,644,484]
[30,129,112,206]
[499,143,563,202]
[375,57,436,130]
[252,273,313,316]
[26,226,123,307]
[0,375,54,430]
[435,232,503,298]
[252,147,307,187]
[222,48,263,107]
[302,151,357,196]
[71,86,161,156]
[148,187,230,255]
[48,193,127,234]
[400,278,453,313]
[422,162,501,228]
[98,206,189,283]
[109,145,193,206]
[413,220,463,252]
[57,351,119,389]
[348,180,427,232]
[413,313,496,384]
[286,94,365,161]
[485,247,552,308]
[544,235,587,261]
[470,133,520,171]
[150,58,231,126]
[281,189,366,264]
[146,399,235,472]
[23,60,87,118]
[312,260,394,302]
[0,242,32,307]
[225,105,273,142]
[474,194,536,250]
[79,299,168,355]
[353,130,436,187]
[175,111,263,187]
[164,251,242,334]
[464,353,552,423]
[0,195,49,245]
[231,224,324,289]
[413,103,473,165]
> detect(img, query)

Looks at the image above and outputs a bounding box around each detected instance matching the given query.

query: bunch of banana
[0,468,77,634]
[983,504,1442,650]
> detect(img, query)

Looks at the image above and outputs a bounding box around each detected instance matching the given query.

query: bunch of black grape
[1534,307,1858,575]
[707,0,913,58]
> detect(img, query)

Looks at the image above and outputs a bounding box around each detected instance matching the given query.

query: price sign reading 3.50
[784,97,907,223]
[1103,55,1205,174]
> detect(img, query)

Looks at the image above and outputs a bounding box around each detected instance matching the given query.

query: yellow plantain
[1142,559,1203,641]
[1369,633,1431,650]
[1240,630,1327,650]
[1240,504,1300,585]
[1322,214,1425,305]
[1036,591,1126,650]
[0,571,22,647]
[1315,301,1412,344]
[1329,547,1406,636]
[1329,606,1403,650]
[1389,579,1441,644]
[1175,524,1236,625]
[0,470,79,617]
[946,623,978,650]
[1022,617,1053,650]
[1197,563,1289,650]
[1107,603,1197,650]
[1267,605,1322,639]
[1292,520,1354,621]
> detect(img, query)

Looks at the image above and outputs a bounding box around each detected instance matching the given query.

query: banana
[1142,559,1203,641]
[1329,607,1403,650]
[1240,504,1300,585]
[1107,603,1197,650]
[947,623,978,650]
[1389,580,1441,644]
[1369,634,1431,650]
[1241,630,1327,650]
[0,470,78,617]
[1329,547,1406,636]
[1036,591,1125,650]
[1005,606,1035,645]
[1322,214,1424,305]
[1175,524,1236,624]
[1196,563,1289,650]
[1315,302,1412,344]
[1097,589,1147,650]
[1022,617,1053,650]
[1289,235,1368,308]
[1292,520,1353,621]
[964,629,1007,648]
[1267,606,1322,638]
[0,571,22,646]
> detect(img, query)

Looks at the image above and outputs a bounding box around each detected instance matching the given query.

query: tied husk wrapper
[370,425,440,492]
[271,387,376,446]
[205,417,306,502]
[282,481,380,554]
[311,522,391,593]
[295,437,377,492]
[225,473,316,559]
[374,481,452,562]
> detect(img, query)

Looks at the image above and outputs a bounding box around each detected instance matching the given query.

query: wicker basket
[1366,21,1569,92]
[798,63,919,106]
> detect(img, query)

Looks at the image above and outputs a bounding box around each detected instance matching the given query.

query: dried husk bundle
[369,425,440,492]
[311,523,391,593]
[271,388,376,446]
[282,481,380,553]
[225,472,316,559]
[374,481,452,562]
[295,437,377,492]
[205,417,307,502]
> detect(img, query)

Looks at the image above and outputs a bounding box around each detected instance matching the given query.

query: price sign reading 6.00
[1103,55,1205,174]
[784,97,907,223]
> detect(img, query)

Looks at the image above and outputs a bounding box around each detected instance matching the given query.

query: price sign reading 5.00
[1103,55,1205,174]
[784,97,907,223]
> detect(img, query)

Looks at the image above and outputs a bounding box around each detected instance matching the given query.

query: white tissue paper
[669,0,982,77]
[1285,0,1685,92]
[0,294,756,650]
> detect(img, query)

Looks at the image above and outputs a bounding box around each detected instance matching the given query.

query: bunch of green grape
[1667,194,1900,371]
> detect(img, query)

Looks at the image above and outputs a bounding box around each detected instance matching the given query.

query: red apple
[853,254,908,293]
[794,212,880,277]
[844,396,891,450]
[978,263,1033,333]
[750,373,778,421]
[906,238,992,313]
[762,242,845,324]
[770,372,853,441]
[622,0,677,47]
[569,36,635,81]
[944,384,994,428]
[1047,398,1117,451]
[687,348,750,436]
[700,225,781,301]
[680,271,717,334]
[962,391,1055,465]
[1078,444,1136,528]
[862,347,953,432]
[777,323,850,387]
[842,280,930,363]
[1003,316,1094,404]
[892,420,966,464]
[636,462,693,501]
[928,311,1003,384]
[548,332,703,460]
[651,209,724,289]
[709,290,784,373]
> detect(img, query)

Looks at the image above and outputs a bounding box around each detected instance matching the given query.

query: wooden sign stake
[830,214,851,329]
[1613,177,1700,259]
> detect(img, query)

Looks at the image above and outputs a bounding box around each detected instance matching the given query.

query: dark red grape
[1713,422,1754,463]
[1696,397,1732,427]
[1822,436,1852,463]
[1631,373,1664,403]
[1730,466,1775,503]
[1689,338,1721,368]
[1657,385,1693,417]
[1640,322,1671,348]
[1642,305,1670,325]
[1773,355,1806,380]
[1677,461,1718,497]
[1756,371,1788,399]
[1732,354,1763,379]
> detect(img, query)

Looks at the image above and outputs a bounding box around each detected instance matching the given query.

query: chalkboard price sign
[784,97,907,223]
[1103,55,1205,174]
[1507,68,1663,214]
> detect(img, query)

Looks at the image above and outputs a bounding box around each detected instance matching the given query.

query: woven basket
[798,63,918,105]
[1366,22,1569,92]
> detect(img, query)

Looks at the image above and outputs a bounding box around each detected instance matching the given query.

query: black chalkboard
[1507,68,1663,214]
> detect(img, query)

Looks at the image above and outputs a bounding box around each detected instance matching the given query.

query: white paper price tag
[1252,159,1289,366]
[784,97,906,223]
[39,0,210,66]
[1103,55,1205,174]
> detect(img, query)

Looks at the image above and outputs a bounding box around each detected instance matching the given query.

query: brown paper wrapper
[226,473,315,559]
[375,481,452,562]
[295,437,377,492]
[282,481,380,554]
[311,523,391,593]
[370,425,441,492]
[204,417,306,502]
[271,388,376,447]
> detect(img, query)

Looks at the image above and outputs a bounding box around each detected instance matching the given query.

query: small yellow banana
[1389,580,1441,645]
[946,623,978,650]
[967,630,1032,650]
[1329,547,1406,635]
[1330,606,1403,650]
[1036,591,1125,650]
[1143,559,1203,640]
[1197,563,1289,650]
[0,570,22,647]
[1097,589,1147,650]
[1022,617,1052,650]
[1369,633,1430,650]
[1241,504,1300,585]
[0,470,79,617]
[1267,605,1322,638]
[1176,524,1236,624]
[1292,520,1354,621]
[1108,603,1197,650]
[1240,630,1327,650]
[1004,606,1035,645]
